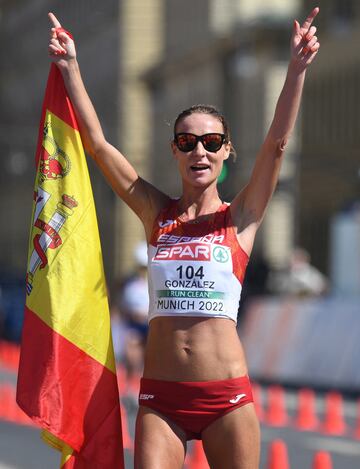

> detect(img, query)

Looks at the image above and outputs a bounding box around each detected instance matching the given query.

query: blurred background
[0,0,360,468]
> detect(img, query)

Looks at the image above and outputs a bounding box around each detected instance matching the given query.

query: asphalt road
[260,425,360,468]
[1,364,359,469]
[1,418,360,468]
[0,420,134,469]
[0,420,58,469]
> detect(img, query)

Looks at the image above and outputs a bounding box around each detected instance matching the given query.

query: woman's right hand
[290,7,320,72]
[48,12,76,69]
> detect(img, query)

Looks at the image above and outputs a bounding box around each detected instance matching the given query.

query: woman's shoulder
[151,197,179,229]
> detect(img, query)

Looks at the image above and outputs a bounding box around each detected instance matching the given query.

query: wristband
[55,27,74,40]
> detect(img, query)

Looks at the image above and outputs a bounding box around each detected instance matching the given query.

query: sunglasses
[174,133,226,153]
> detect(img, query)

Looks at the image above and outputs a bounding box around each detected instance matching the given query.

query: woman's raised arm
[48,12,169,236]
[231,7,320,255]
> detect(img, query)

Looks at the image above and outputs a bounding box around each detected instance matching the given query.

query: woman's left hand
[291,7,320,70]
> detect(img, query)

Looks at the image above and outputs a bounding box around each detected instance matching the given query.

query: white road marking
[302,435,360,456]
[261,428,360,456]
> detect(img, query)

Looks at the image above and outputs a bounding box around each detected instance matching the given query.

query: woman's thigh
[134,406,187,469]
[201,403,260,469]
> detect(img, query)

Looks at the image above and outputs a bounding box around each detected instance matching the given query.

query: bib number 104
[176,265,204,279]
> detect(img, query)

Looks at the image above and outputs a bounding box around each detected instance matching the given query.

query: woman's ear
[223,141,231,161]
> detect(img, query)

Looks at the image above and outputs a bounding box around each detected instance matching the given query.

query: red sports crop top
[147,199,249,323]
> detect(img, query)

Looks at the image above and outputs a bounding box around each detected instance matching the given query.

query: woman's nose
[192,140,206,155]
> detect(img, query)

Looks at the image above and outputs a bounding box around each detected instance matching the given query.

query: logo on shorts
[139,393,155,400]
[229,393,246,404]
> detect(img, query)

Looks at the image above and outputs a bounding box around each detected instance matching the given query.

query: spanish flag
[16,63,124,468]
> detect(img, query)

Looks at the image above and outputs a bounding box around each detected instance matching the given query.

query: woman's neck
[177,185,223,220]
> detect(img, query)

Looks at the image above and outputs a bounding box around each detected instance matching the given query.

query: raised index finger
[301,7,319,31]
[48,12,62,29]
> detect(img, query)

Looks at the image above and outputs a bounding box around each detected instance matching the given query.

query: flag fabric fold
[16,63,124,469]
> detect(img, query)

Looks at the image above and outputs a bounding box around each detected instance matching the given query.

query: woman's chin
[184,172,217,188]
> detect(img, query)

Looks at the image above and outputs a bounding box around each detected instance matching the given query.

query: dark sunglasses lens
[202,134,223,152]
[176,134,196,151]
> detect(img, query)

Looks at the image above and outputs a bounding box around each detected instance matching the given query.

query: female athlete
[48,8,320,468]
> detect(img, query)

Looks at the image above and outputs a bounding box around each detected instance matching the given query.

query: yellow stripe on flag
[26,110,115,372]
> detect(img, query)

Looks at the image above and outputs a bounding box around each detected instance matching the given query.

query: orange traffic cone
[14,403,35,427]
[267,439,290,469]
[0,383,17,421]
[187,440,209,469]
[252,381,264,422]
[294,388,319,431]
[120,403,134,450]
[265,385,288,427]
[312,451,333,469]
[321,391,347,436]
[0,341,20,371]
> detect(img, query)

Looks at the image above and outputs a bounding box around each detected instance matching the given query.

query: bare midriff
[143,316,248,381]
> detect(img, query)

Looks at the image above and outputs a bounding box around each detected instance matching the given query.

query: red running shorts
[138,375,253,440]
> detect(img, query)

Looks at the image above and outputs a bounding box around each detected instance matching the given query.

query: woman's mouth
[190,164,210,172]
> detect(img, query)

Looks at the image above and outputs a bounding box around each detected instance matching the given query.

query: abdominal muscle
[143,315,249,381]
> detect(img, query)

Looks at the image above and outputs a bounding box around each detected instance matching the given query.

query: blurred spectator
[0,277,25,343]
[115,328,144,398]
[278,246,328,296]
[122,329,144,380]
[117,329,144,435]
[109,240,149,385]
[109,300,129,363]
[111,251,147,402]
[238,254,270,326]
[0,286,4,338]
[118,242,149,340]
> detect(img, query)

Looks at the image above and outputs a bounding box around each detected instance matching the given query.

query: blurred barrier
[241,296,360,392]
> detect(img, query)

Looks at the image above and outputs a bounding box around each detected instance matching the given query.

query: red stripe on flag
[61,455,82,468]
[46,65,79,130]
[17,306,124,468]
[35,64,79,167]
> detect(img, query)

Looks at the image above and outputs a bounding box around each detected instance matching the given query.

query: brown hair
[174,104,230,142]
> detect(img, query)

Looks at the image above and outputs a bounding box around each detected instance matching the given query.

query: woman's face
[172,113,231,189]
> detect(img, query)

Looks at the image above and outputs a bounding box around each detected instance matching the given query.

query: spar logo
[154,243,211,261]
